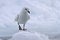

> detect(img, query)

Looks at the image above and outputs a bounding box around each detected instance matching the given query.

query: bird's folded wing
[15,15,19,22]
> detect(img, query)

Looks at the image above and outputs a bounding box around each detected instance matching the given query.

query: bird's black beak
[28,11,30,14]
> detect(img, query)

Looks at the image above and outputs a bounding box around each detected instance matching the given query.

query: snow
[10,31,49,40]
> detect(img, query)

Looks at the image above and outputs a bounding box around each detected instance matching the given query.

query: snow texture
[10,31,49,40]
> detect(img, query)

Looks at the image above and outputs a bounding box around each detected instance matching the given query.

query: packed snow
[10,31,49,40]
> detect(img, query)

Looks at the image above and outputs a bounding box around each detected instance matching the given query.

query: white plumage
[15,7,30,24]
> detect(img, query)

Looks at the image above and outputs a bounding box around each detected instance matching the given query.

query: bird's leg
[19,25,22,30]
[23,24,26,31]
[18,23,22,30]
[23,24,25,29]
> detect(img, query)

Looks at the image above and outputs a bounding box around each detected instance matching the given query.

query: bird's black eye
[28,11,30,14]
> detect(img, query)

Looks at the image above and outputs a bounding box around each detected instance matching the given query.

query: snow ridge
[10,31,49,40]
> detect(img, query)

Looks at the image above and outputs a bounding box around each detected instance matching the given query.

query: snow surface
[10,31,49,40]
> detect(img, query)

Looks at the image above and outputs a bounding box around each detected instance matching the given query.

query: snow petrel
[15,7,30,31]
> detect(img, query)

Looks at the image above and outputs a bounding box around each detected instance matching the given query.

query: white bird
[15,7,30,30]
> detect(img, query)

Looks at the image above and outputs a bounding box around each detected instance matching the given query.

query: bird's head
[25,8,30,14]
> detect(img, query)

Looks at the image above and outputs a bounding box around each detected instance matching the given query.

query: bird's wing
[15,15,19,22]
